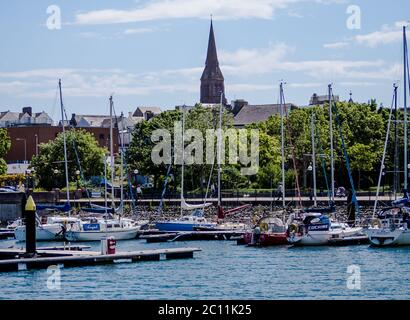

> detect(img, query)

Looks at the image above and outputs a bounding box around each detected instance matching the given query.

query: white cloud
[354,21,408,47]
[123,27,157,34]
[74,0,344,25]
[323,41,349,49]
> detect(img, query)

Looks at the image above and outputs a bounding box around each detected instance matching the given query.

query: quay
[0,247,201,272]
[0,195,201,273]
[141,230,245,243]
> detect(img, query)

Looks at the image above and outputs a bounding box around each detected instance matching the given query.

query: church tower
[200,20,227,105]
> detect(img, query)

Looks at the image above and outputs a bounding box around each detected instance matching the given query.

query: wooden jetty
[0,247,201,272]
[141,230,245,243]
[0,229,14,240]
[0,196,201,273]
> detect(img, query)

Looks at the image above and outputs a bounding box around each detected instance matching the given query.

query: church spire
[200,19,226,105]
[205,18,219,68]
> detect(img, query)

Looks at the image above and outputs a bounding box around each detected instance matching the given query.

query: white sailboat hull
[288,231,331,246]
[65,227,140,242]
[366,228,410,246]
[14,224,65,242]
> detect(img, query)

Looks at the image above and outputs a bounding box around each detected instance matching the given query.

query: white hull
[288,231,331,246]
[289,227,364,246]
[65,227,139,242]
[14,225,65,242]
[366,228,410,246]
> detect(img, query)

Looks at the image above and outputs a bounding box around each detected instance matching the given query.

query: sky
[0,0,409,121]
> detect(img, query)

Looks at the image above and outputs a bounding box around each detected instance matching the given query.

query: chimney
[22,107,32,116]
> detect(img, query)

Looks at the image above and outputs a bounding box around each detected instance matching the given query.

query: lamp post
[133,169,139,202]
[307,163,314,202]
[16,138,27,164]
[75,170,80,190]
[53,169,59,190]
[25,169,31,192]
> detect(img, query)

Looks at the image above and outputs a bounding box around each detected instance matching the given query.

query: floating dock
[0,229,14,240]
[141,230,245,243]
[0,247,201,272]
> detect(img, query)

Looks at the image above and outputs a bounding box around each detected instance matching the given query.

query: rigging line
[282,87,303,208]
[332,97,360,220]
[374,88,396,216]
[315,117,332,207]
[62,107,92,205]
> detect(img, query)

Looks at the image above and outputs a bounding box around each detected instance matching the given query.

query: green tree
[30,129,106,190]
[0,129,11,175]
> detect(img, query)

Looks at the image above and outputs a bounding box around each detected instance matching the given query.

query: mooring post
[25,195,37,256]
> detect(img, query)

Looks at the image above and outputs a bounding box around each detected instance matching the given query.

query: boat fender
[371,219,382,229]
[288,223,298,234]
[260,223,269,232]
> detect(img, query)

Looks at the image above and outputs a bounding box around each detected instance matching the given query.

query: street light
[53,169,59,190]
[16,138,27,164]
[75,170,81,190]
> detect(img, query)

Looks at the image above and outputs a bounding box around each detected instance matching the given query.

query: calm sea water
[0,238,409,300]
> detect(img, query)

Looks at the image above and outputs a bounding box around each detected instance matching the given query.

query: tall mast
[180,106,185,217]
[311,112,317,207]
[120,112,124,216]
[394,84,399,200]
[109,96,115,209]
[404,26,408,193]
[280,82,286,208]
[217,92,223,210]
[328,84,335,204]
[58,79,70,213]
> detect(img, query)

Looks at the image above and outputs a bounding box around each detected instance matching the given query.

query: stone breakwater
[120,204,375,224]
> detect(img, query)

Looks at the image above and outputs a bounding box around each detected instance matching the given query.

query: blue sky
[0,0,409,120]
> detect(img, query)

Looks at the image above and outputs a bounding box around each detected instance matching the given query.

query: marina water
[0,239,409,300]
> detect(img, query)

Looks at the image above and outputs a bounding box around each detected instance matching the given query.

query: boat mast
[404,26,408,194]
[180,106,185,217]
[311,112,317,207]
[328,84,335,204]
[109,96,115,209]
[217,92,223,212]
[58,79,70,215]
[120,112,124,217]
[394,83,399,200]
[279,82,286,209]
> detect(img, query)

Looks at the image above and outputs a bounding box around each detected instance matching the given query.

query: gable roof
[234,104,296,127]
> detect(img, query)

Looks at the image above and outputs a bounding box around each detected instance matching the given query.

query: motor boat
[365,206,410,247]
[64,217,141,242]
[242,217,288,246]
[14,216,80,242]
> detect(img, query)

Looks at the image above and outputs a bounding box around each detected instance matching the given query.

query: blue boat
[156,209,216,232]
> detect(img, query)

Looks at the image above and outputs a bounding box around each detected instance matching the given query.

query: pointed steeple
[205,19,219,68]
[200,18,226,105]
[349,91,354,103]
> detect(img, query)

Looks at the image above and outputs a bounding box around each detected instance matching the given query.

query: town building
[4,126,118,164]
[233,100,297,128]
[309,93,340,106]
[0,107,53,127]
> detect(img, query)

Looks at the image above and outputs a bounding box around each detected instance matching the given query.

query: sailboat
[366,27,410,246]
[65,96,141,241]
[242,82,290,246]
[14,79,81,242]
[155,106,216,232]
[287,84,363,246]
